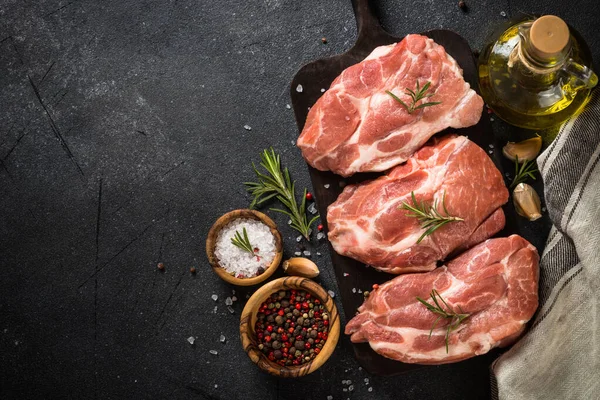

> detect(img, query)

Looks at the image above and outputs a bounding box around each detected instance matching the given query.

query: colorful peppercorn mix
[255,289,329,366]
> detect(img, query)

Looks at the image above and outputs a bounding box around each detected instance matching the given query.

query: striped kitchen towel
[492,91,600,399]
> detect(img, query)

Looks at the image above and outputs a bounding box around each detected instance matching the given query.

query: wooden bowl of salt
[206,209,283,286]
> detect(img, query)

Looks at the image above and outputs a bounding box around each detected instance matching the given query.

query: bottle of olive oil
[478,15,597,130]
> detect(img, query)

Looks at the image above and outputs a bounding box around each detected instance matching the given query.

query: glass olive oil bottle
[478,15,597,130]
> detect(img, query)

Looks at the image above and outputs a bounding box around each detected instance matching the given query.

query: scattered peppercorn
[458,1,467,10]
[306,192,313,201]
[157,262,165,271]
[190,266,196,274]
[317,224,324,231]
[254,289,330,367]
[321,37,327,44]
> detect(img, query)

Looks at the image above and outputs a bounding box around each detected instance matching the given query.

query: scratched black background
[1,1,598,399]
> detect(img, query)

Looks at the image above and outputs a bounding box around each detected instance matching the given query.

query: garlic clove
[513,183,542,221]
[502,135,542,162]
[282,257,320,278]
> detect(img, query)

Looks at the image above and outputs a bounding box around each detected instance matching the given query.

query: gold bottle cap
[530,15,570,60]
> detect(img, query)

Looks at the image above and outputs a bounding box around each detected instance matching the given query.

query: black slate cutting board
[290,0,551,376]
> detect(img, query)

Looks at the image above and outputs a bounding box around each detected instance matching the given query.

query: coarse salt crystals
[214,218,276,278]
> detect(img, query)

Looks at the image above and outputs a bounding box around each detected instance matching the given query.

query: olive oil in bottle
[478,15,597,130]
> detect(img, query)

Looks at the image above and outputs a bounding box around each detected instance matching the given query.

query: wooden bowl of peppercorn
[239,276,340,377]
[206,209,283,286]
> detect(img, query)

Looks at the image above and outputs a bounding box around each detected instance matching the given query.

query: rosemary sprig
[231,227,255,255]
[417,289,470,353]
[245,148,319,240]
[510,155,538,189]
[400,191,463,244]
[386,80,441,114]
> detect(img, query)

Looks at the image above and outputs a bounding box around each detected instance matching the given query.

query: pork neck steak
[327,134,509,274]
[297,34,484,177]
[345,235,540,364]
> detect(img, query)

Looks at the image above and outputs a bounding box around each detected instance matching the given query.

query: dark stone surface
[0,1,597,399]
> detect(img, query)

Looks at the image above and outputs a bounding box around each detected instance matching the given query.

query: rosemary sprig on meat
[510,155,538,189]
[245,148,319,240]
[386,80,441,114]
[417,289,470,353]
[400,191,463,244]
[231,227,255,255]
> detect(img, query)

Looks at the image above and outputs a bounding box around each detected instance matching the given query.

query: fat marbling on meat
[327,134,508,274]
[345,235,540,364]
[297,34,483,177]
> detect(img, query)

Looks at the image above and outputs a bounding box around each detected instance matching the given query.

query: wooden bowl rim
[206,209,283,286]
[239,276,340,378]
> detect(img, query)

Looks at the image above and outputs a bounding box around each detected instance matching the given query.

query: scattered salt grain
[352,288,357,293]
[346,380,352,385]
[243,124,252,131]
[348,385,354,392]
[303,250,311,256]
[211,294,219,302]
[490,117,495,121]
[328,290,336,298]
[358,367,362,371]
[364,378,369,384]
[343,388,348,393]
[220,335,226,343]
[343,273,349,277]
[489,150,493,154]
[187,336,195,345]
[358,289,362,294]
[288,219,292,225]
[209,350,218,355]
[342,380,347,384]
[542,207,547,212]
[231,296,237,302]
[286,104,291,109]
[294,251,302,256]
[317,232,326,240]
[214,218,276,278]
[232,289,236,295]
[227,306,235,314]
[308,203,318,215]
[500,11,507,17]
[296,84,303,93]
[368,387,373,392]
[324,184,330,189]
[215,384,218,388]
[327,396,333,400]
[225,297,233,306]
[489,144,495,149]
[316,252,322,256]
[321,88,326,93]
[213,306,218,313]
[296,236,303,242]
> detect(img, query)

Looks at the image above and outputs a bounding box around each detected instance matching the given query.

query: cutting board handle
[351,0,392,51]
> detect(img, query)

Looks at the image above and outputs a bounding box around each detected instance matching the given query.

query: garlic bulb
[282,257,320,278]
[513,183,542,221]
[503,135,542,162]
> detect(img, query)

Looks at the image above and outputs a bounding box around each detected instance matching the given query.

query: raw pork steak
[297,34,483,177]
[345,235,539,364]
[327,134,508,274]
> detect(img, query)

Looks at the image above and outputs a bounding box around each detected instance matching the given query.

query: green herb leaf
[245,148,318,240]
[231,227,255,255]
[400,191,463,243]
[416,289,470,353]
[510,155,539,189]
[387,80,441,114]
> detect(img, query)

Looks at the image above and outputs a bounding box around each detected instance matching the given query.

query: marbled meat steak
[327,134,508,274]
[297,34,483,177]
[345,235,539,364]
